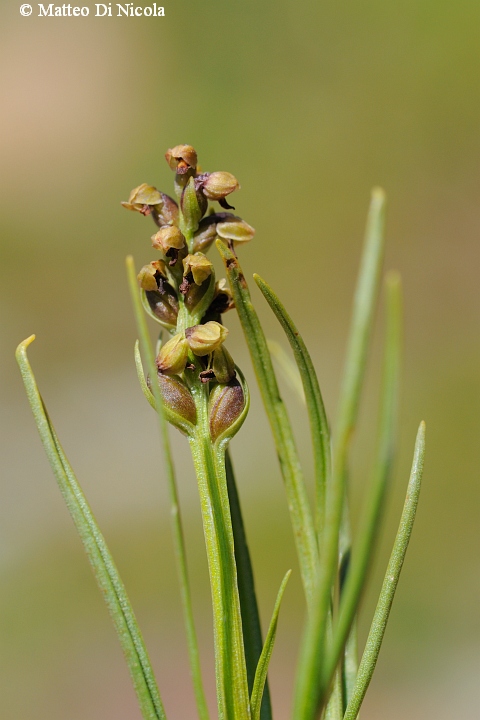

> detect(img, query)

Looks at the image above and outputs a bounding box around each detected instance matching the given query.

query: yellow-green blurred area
[1,1,479,718]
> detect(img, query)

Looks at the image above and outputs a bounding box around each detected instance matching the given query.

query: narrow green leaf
[335,188,387,447]
[324,609,344,720]
[216,240,318,611]
[343,421,426,720]
[324,669,343,720]
[292,188,387,720]
[267,340,305,405]
[250,570,292,720]
[323,271,402,691]
[342,616,359,708]
[226,450,273,720]
[255,274,330,540]
[339,512,358,709]
[127,257,210,720]
[15,336,166,720]
[134,339,156,409]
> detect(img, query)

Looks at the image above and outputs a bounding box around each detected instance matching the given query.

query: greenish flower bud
[212,345,235,384]
[183,253,213,286]
[185,321,228,357]
[208,378,245,442]
[137,260,167,291]
[121,183,163,215]
[156,332,188,375]
[181,176,207,233]
[165,145,198,174]
[216,217,255,244]
[156,374,197,427]
[144,272,179,328]
[154,193,179,227]
[192,215,218,253]
[199,172,240,201]
[152,226,186,254]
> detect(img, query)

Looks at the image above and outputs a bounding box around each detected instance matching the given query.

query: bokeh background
[1,1,479,718]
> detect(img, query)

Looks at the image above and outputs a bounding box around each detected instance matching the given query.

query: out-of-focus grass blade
[267,339,305,405]
[15,336,166,720]
[250,570,291,720]
[127,257,210,720]
[343,421,425,720]
[335,188,387,450]
[342,620,358,708]
[255,274,330,540]
[216,240,318,611]
[322,271,402,691]
[292,189,386,720]
[226,450,273,720]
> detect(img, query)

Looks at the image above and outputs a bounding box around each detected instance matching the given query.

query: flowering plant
[16,144,425,720]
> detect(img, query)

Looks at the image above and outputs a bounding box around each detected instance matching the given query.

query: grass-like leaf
[343,421,426,720]
[267,340,305,405]
[216,240,318,611]
[292,188,387,720]
[254,274,331,540]
[226,450,273,720]
[127,257,210,720]
[322,271,402,694]
[250,570,291,720]
[15,335,166,720]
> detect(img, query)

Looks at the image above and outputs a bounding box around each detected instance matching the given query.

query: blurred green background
[1,1,479,718]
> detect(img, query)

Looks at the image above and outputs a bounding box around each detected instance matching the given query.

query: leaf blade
[343,421,426,720]
[15,336,166,720]
[226,450,273,720]
[216,240,318,611]
[292,188,387,720]
[323,271,402,690]
[254,274,330,539]
[250,570,292,720]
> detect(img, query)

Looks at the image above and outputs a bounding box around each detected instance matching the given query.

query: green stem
[189,383,250,720]
[343,422,425,720]
[127,257,209,720]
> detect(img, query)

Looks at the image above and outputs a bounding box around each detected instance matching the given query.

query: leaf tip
[385,269,401,289]
[15,334,36,360]
[125,255,135,274]
[371,186,386,204]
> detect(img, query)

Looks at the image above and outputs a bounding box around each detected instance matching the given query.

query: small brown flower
[121,183,163,215]
[165,145,198,174]
[152,226,186,253]
[137,260,167,291]
[198,172,240,201]
[185,321,228,356]
[183,253,213,286]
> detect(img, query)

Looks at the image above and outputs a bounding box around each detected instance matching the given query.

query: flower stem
[189,380,250,720]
